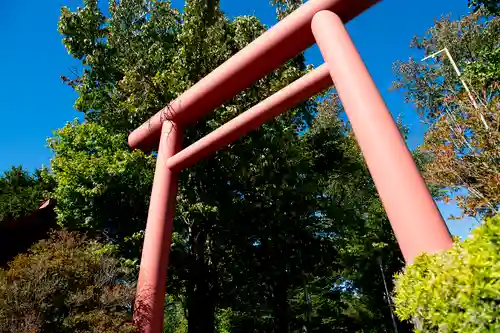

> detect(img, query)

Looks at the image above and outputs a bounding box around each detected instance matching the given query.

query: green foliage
[214,308,232,333]
[394,216,500,332]
[269,0,304,20]
[48,120,154,259]
[163,296,187,333]
[392,9,500,217]
[468,0,500,14]
[0,231,136,333]
[464,46,500,90]
[0,166,54,222]
[392,9,500,121]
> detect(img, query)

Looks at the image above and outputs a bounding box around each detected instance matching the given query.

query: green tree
[48,120,155,261]
[0,166,53,222]
[0,231,136,333]
[58,1,315,331]
[392,9,500,218]
[270,0,304,20]
[308,96,411,332]
[57,1,408,332]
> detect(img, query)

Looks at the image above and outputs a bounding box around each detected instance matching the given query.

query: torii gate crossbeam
[128,2,453,332]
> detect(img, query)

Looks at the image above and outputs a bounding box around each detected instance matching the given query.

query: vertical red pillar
[134,121,182,332]
[311,10,452,263]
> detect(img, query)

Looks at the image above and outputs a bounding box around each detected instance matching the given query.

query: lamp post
[421,47,488,130]
[377,256,399,333]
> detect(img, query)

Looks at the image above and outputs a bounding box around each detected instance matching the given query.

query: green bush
[393,216,500,332]
[163,296,187,333]
[0,231,136,333]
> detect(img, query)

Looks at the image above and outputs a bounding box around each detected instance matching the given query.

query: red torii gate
[128,1,453,331]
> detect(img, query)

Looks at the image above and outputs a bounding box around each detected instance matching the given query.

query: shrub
[163,296,188,333]
[393,216,500,332]
[0,231,136,333]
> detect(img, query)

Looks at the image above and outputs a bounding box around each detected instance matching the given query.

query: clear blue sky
[0,0,479,238]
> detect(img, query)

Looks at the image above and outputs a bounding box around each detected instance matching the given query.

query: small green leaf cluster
[464,46,500,90]
[394,216,500,332]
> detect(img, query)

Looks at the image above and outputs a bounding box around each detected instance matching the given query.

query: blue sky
[0,0,479,238]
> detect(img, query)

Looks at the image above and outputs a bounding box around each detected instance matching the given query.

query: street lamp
[422,47,488,129]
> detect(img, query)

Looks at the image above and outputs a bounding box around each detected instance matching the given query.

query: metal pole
[312,10,453,263]
[423,48,488,129]
[377,257,399,333]
[134,121,183,333]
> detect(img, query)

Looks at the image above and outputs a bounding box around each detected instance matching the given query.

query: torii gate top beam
[128,0,379,151]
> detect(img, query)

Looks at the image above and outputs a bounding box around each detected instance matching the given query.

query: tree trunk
[186,223,216,333]
[273,280,290,333]
[187,288,216,333]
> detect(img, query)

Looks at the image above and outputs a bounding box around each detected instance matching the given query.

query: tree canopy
[392,8,500,218]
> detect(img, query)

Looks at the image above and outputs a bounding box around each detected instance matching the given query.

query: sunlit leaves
[48,120,154,258]
[392,9,500,218]
[394,215,500,332]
